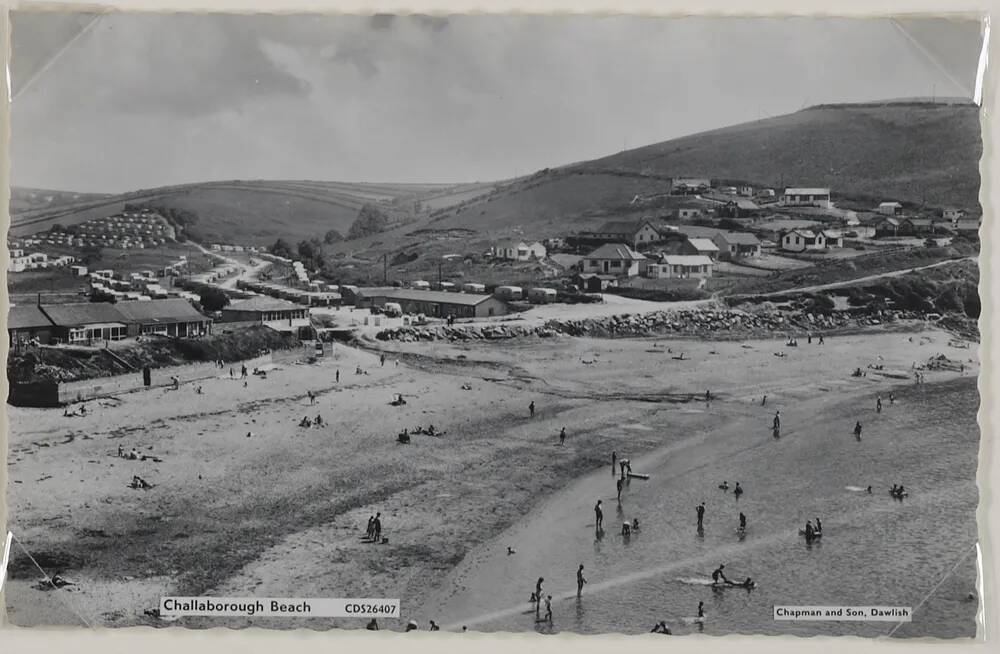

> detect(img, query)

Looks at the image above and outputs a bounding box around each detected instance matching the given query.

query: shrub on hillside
[347,204,391,240]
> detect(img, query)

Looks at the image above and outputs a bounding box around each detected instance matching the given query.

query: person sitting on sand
[366,618,379,630]
[427,424,436,436]
[299,416,311,428]
[405,620,418,632]
[429,620,440,631]
[129,448,139,460]
[651,621,671,634]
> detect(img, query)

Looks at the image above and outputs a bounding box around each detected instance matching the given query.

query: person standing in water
[543,595,553,623]
[559,427,566,446]
[733,482,743,499]
[577,564,587,596]
[529,401,535,418]
[612,450,617,474]
[697,601,705,618]
[889,392,895,406]
[696,502,706,529]
[854,421,863,440]
[712,564,728,584]
[876,396,883,413]
[595,500,604,530]
[815,517,823,534]
[773,411,781,431]
[617,477,624,502]
[739,512,747,532]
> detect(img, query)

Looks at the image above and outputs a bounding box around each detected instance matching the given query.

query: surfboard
[799,530,823,538]
[681,616,706,624]
[627,472,650,480]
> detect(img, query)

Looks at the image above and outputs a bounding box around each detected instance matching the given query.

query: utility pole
[383,253,388,286]
[438,260,443,285]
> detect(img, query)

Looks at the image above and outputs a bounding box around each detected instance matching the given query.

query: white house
[711,232,762,259]
[780,229,826,252]
[737,185,754,197]
[942,208,965,221]
[781,188,832,209]
[491,240,545,261]
[582,243,647,277]
[524,241,548,260]
[821,230,844,248]
[878,201,904,216]
[646,255,714,279]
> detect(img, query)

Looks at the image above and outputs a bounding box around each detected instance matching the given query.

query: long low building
[359,288,509,319]
[8,299,212,346]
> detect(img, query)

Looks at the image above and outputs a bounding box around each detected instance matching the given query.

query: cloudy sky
[10,13,984,193]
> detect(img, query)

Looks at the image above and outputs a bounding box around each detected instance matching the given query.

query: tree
[49,223,65,233]
[199,286,230,312]
[270,238,295,259]
[323,229,344,244]
[347,203,390,240]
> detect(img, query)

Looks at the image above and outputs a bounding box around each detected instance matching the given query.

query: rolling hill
[9,100,981,252]
[7,180,499,245]
[422,101,982,239]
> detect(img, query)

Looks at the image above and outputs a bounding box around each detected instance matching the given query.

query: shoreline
[4,327,980,630]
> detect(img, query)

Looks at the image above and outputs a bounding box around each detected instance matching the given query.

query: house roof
[685,238,720,252]
[785,188,830,195]
[368,288,502,307]
[954,220,980,231]
[584,243,647,261]
[41,302,128,327]
[494,240,526,249]
[115,298,209,324]
[785,229,817,239]
[906,218,934,227]
[224,296,305,312]
[661,255,715,266]
[8,305,55,331]
[822,230,844,239]
[729,199,761,210]
[714,232,762,246]
[596,221,643,235]
[880,218,901,226]
[879,201,903,208]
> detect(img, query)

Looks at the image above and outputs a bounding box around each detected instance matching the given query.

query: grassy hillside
[421,101,981,239]
[9,187,113,214]
[8,180,495,245]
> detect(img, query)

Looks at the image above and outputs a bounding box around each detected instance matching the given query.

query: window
[611,261,621,269]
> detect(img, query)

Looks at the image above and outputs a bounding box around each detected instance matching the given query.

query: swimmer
[718,481,729,491]
[739,512,747,531]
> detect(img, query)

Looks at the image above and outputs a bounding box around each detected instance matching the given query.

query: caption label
[160,597,400,618]
[774,606,912,622]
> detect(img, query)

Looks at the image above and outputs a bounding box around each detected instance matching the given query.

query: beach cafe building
[359,288,509,319]
[40,302,130,345]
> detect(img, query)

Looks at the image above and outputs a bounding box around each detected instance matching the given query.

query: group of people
[711,564,754,589]
[298,414,323,428]
[529,577,554,623]
[365,512,384,542]
[803,518,823,541]
[890,484,908,499]
[717,481,744,499]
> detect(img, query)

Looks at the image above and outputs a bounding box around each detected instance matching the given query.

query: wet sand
[4,325,978,631]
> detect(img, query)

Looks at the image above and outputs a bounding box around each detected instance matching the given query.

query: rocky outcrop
[374,307,934,343]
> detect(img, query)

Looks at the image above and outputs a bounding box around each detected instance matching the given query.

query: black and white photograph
[2,10,986,638]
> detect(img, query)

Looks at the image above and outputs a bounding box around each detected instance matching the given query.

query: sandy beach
[4,323,979,630]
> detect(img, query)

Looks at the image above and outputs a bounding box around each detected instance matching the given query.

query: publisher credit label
[160,597,400,618]
[774,606,912,622]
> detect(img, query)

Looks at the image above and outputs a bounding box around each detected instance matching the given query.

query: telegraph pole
[438,260,443,285]
[383,253,388,286]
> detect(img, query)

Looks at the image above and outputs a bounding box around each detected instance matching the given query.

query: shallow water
[423,378,980,638]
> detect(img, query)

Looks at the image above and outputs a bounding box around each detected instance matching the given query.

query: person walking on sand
[697,502,705,529]
[595,500,604,530]
[577,564,587,596]
[559,427,566,446]
[529,401,535,418]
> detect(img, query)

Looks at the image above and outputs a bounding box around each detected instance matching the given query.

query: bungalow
[878,201,904,216]
[115,298,212,337]
[40,302,129,345]
[711,232,762,260]
[875,218,903,238]
[492,240,547,261]
[679,238,720,260]
[737,185,754,197]
[719,199,761,219]
[8,305,56,346]
[572,273,618,293]
[942,208,965,221]
[645,255,714,280]
[675,205,705,220]
[781,187,832,209]
[670,177,711,194]
[220,296,309,323]
[588,220,663,248]
[903,218,937,235]
[821,230,844,248]
[581,243,647,277]
[780,229,826,253]
[363,288,508,318]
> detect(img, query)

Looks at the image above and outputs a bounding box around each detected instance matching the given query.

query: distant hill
[9,187,113,214]
[426,101,982,238]
[9,101,981,249]
[7,180,498,245]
